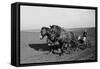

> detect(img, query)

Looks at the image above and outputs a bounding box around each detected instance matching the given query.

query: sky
[20,5,95,31]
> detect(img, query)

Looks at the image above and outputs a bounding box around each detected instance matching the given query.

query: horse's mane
[50,25,61,29]
[41,27,49,30]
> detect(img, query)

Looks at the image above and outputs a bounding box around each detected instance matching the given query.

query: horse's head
[50,25,57,32]
[40,26,59,43]
[40,27,50,40]
[50,25,61,37]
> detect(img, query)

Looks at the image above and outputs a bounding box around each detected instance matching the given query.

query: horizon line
[21,26,95,31]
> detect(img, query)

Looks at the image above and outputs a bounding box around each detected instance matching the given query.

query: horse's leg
[58,43,65,56]
[73,41,77,51]
[47,44,54,54]
[49,45,55,54]
[63,42,70,54]
[65,45,70,54]
[47,39,55,54]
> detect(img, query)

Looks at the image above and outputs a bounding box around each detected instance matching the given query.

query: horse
[49,25,78,54]
[50,25,62,37]
[40,27,60,54]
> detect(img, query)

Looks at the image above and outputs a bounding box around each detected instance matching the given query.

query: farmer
[78,30,87,44]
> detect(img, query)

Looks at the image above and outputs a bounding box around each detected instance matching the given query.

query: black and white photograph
[20,4,97,64]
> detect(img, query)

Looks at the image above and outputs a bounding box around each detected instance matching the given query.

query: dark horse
[50,25,78,54]
[50,25,69,54]
[40,27,60,54]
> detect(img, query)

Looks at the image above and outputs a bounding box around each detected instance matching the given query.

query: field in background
[20,27,96,64]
